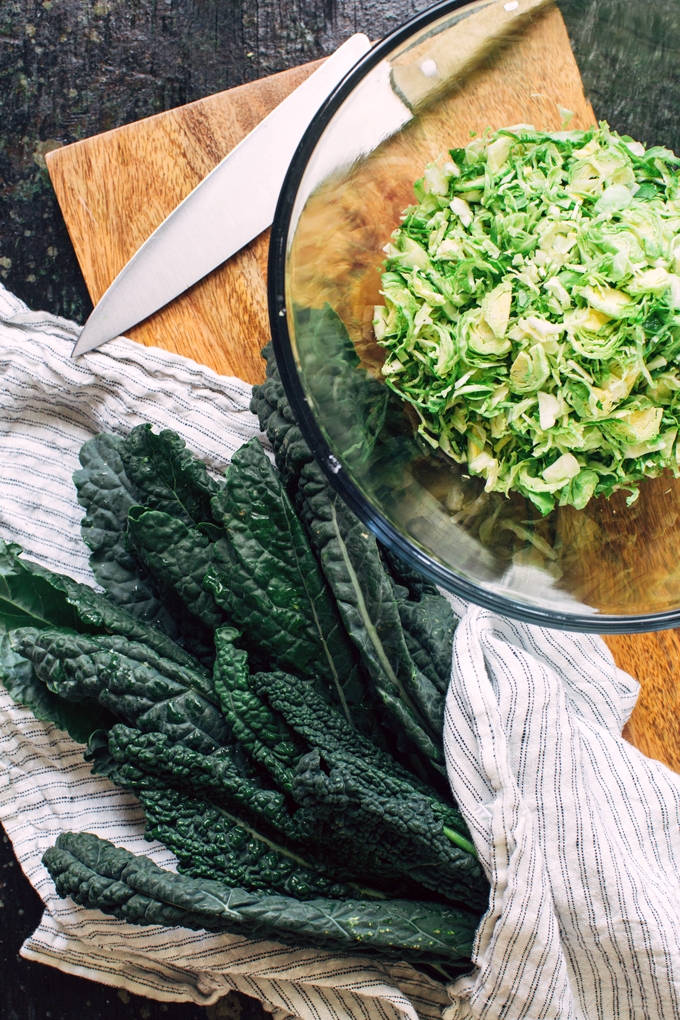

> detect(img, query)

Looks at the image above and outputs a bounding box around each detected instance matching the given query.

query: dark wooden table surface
[1,0,679,1018]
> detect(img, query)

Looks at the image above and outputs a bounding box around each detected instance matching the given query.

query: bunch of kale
[0,340,488,971]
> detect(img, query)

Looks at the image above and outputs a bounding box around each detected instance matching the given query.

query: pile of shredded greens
[373,122,680,514]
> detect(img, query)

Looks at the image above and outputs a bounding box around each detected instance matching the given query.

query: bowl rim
[268,0,680,635]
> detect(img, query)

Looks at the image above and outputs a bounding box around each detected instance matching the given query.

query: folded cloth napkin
[2,282,680,1020]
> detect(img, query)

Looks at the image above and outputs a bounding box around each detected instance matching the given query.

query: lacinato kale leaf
[251,353,447,769]
[291,748,487,911]
[293,305,388,469]
[250,344,313,492]
[0,632,112,743]
[388,581,456,696]
[0,540,207,673]
[298,461,446,765]
[120,424,222,528]
[136,784,354,900]
[380,546,441,602]
[212,627,304,791]
[92,757,357,901]
[380,547,457,693]
[206,438,366,723]
[252,670,476,851]
[79,423,228,665]
[10,628,228,754]
[0,540,84,634]
[100,667,485,911]
[0,538,210,742]
[44,832,479,965]
[251,669,433,790]
[213,659,483,908]
[74,434,175,632]
[102,723,315,841]
[126,508,225,630]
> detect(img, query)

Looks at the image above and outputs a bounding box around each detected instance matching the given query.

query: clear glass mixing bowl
[269,0,680,632]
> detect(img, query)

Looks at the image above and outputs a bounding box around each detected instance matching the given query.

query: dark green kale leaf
[74,434,174,632]
[96,723,459,904]
[100,683,484,911]
[251,669,433,790]
[394,591,456,696]
[120,424,222,528]
[252,670,476,853]
[291,748,488,911]
[126,508,225,630]
[298,461,445,766]
[212,627,303,791]
[0,540,207,673]
[250,344,314,492]
[0,540,84,634]
[0,632,112,743]
[10,628,228,754]
[214,661,483,909]
[44,832,479,965]
[102,723,312,842]
[206,438,367,723]
[380,546,441,602]
[140,786,354,899]
[103,770,355,901]
[293,304,388,469]
[0,540,211,741]
[251,348,445,769]
[381,548,457,695]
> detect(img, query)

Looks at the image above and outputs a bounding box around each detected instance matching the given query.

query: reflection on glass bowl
[270,0,680,632]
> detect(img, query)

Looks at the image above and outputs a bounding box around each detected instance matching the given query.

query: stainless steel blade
[72,33,371,357]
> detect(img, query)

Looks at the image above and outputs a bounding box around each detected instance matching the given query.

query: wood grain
[45,3,680,772]
[46,60,323,383]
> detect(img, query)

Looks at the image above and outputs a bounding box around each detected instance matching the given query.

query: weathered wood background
[1,1,680,1019]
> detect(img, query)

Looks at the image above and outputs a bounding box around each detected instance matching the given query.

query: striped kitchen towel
[0,283,449,1020]
[2,281,680,1019]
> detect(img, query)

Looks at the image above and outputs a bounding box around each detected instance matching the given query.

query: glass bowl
[269,0,680,633]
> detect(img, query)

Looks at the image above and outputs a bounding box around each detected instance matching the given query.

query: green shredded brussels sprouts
[374,122,680,513]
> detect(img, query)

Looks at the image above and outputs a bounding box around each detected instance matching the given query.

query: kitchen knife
[72,0,551,357]
[71,33,372,357]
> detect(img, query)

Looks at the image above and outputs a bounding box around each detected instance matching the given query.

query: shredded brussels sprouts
[374,122,680,513]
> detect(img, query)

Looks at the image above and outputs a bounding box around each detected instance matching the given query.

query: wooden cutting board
[45,4,680,771]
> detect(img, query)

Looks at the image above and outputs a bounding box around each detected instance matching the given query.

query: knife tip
[71,319,109,357]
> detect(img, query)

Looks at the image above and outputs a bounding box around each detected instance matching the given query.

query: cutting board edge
[44,57,325,176]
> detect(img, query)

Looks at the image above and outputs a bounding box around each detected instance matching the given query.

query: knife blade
[73,0,551,358]
[72,33,372,357]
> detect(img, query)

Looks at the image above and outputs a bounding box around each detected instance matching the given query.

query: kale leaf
[0,631,112,743]
[135,784,354,900]
[126,508,225,630]
[10,628,228,753]
[250,344,313,492]
[212,627,304,791]
[44,832,479,965]
[74,434,174,632]
[0,540,210,742]
[381,547,458,694]
[291,748,488,911]
[120,424,222,528]
[298,461,446,765]
[0,540,207,672]
[250,351,449,769]
[293,304,388,469]
[102,723,312,842]
[206,438,367,723]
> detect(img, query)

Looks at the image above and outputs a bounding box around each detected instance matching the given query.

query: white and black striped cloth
[1,282,679,1019]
